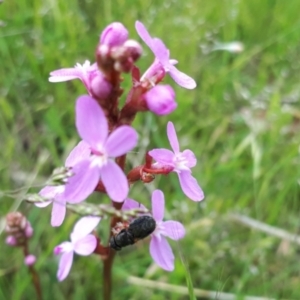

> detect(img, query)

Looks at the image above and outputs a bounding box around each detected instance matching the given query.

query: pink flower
[49,60,112,99]
[63,95,138,203]
[143,85,177,115]
[135,21,196,90]
[123,190,185,271]
[149,122,204,201]
[36,141,91,227]
[54,216,100,281]
[100,22,128,47]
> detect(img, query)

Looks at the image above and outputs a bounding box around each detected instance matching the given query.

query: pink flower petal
[57,251,74,282]
[51,198,66,227]
[63,160,100,203]
[163,221,185,240]
[168,65,196,89]
[101,160,128,202]
[65,141,91,167]
[76,95,108,149]
[148,149,174,165]
[73,234,97,256]
[105,126,138,157]
[167,122,179,153]
[181,149,197,168]
[71,216,101,242]
[122,198,141,210]
[151,38,170,64]
[49,68,84,82]
[54,241,73,255]
[135,21,155,51]
[178,172,204,201]
[150,236,174,271]
[151,190,165,221]
[36,186,60,207]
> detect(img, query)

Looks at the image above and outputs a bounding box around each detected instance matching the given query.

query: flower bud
[90,73,112,100]
[6,212,26,232]
[6,235,17,246]
[25,223,33,238]
[144,85,177,115]
[24,254,36,266]
[5,212,34,246]
[100,22,128,47]
[123,39,143,62]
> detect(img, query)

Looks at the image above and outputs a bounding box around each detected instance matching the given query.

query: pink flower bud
[123,39,143,62]
[90,73,112,100]
[24,223,33,238]
[6,235,17,246]
[144,85,177,115]
[100,22,128,47]
[24,254,36,266]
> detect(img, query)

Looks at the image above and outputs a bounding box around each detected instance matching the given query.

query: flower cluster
[34,21,204,280]
[5,212,36,266]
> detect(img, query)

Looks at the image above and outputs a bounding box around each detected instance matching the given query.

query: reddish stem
[23,244,43,300]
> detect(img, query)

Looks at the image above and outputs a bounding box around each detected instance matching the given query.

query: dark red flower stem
[22,243,43,300]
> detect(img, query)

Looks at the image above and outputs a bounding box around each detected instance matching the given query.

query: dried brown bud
[5,212,33,247]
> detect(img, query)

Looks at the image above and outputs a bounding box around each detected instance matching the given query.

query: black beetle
[109,215,156,251]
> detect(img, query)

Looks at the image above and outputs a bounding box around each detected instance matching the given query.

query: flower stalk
[11,20,205,300]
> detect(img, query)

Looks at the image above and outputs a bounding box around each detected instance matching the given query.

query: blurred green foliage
[0,0,300,299]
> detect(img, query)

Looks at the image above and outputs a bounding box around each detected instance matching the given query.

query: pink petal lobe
[182,149,197,168]
[101,161,128,202]
[150,236,174,271]
[163,221,185,240]
[152,38,170,64]
[73,234,97,255]
[76,95,108,149]
[63,160,99,203]
[49,68,84,82]
[167,122,179,153]
[36,186,62,207]
[71,216,101,242]
[57,251,74,282]
[148,149,174,165]
[51,198,66,227]
[151,190,165,221]
[105,126,138,157]
[168,65,196,89]
[135,21,154,51]
[65,141,91,167]
[178,172,204,201]
[122,198,142,210]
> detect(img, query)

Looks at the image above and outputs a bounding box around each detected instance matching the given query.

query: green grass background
[1,0,300,299]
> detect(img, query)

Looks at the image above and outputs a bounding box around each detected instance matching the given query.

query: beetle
[109,215,156,251]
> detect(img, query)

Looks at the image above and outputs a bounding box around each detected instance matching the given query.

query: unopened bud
[5,212,34,246]
[6,212,26,231]
[49,166,73,185]
[144,85,177,115]
[24,254,36,266]
[100,22,128,47]
[123,39,143,62]
[90,73,112,100]
[6,235,17,246]
[25,223,33,238]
